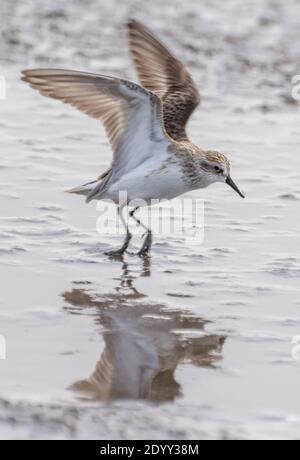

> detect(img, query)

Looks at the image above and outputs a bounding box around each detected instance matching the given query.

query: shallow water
[0,0,300,440]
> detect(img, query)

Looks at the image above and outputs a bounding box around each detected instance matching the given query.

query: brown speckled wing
[128,19,201,142]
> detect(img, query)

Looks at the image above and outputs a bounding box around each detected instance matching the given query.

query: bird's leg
[139,230,152,256]
[105,206,132,257]
[129,207,152,256]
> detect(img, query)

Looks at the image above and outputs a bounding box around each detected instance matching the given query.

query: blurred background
[2,0,300,106]
[0,0,300,440]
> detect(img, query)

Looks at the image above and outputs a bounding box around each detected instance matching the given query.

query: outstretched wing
[128,19,200,142]
[21,69,170,184]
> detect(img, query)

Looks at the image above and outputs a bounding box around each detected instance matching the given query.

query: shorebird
[22,19,244,256]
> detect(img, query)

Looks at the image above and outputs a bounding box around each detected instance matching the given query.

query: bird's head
[200,150,245,199]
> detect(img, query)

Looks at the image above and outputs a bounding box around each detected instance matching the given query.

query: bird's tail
[65,168,112,201]
[65,180,97,197]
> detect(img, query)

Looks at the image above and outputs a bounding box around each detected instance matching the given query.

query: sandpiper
[22,19,244,256]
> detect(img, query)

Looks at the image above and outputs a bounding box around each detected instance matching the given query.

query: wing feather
[128,19,200,141]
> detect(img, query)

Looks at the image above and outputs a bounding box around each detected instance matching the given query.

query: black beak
[226,176,245,199]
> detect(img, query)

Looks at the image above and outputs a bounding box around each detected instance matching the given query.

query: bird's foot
[138,231,152,257]
[105,249,126,259]
[105,233,132,258]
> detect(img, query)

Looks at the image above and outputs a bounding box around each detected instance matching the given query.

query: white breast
[103,154,189,205]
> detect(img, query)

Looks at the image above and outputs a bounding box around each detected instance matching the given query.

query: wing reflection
[63,257,225,402]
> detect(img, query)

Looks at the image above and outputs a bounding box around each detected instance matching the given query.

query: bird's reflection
[63,256,225,402]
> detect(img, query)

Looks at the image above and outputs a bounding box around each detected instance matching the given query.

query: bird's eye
[214,166,223,173]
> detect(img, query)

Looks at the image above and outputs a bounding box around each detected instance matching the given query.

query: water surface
[0,0,300,440]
